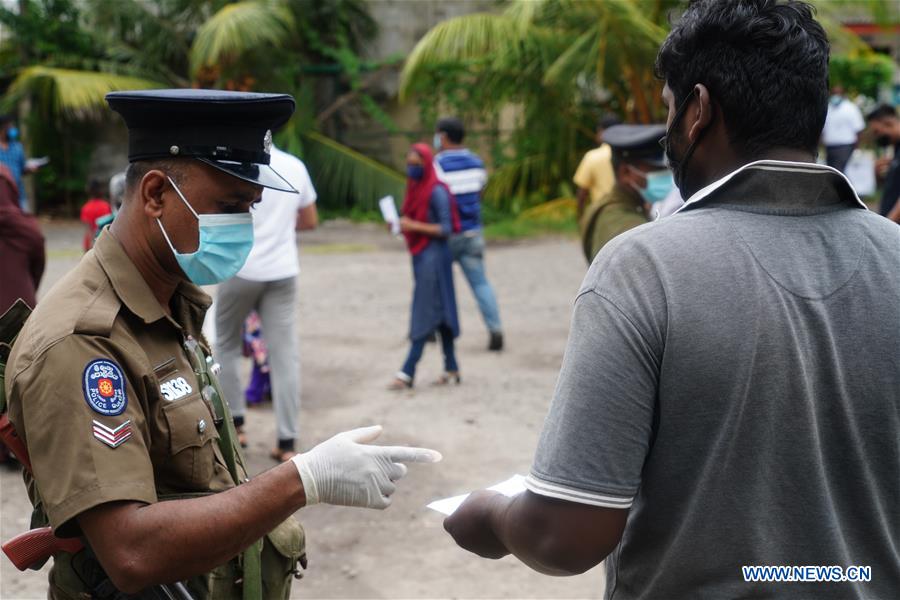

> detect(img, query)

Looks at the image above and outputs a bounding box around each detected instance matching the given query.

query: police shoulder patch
[82,358,128,416]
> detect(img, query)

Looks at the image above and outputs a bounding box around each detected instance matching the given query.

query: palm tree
[399,0,898,211]
[1,0,405,214]
[399,0,667,211]
[190,0,405,210]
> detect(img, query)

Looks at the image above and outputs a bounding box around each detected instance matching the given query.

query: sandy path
[1,220,604,599]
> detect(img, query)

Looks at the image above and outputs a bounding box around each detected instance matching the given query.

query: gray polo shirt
[526,161,900,599]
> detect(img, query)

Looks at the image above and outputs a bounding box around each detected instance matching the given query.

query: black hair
[598,115,622,130]
[866,104,897,122]
[87,179,104,197]
[436,116,465,144]
[655,0,830,156]
[0,115,12,126]
[124,159,186,196]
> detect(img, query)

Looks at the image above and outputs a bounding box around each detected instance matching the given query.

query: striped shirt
[434,148,487,232]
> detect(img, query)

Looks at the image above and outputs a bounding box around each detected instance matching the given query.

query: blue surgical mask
[633,168,675,204]
[829,95,842,106]
[407,165,424,180]
[157,176,254,285]
[7,127,18,141]
[433,133,442,151]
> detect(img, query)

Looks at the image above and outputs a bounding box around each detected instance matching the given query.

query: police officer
[580,124,674,263]
[4,89,441,599]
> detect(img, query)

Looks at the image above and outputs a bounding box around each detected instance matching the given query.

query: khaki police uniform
[581,183,648,263]
[6,232,303,599]
[578,123,667,264]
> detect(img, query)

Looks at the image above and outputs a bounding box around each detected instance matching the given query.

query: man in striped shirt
[434,117,504,351]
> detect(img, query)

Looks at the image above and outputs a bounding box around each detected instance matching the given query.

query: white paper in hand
[427,474,527,516]
[25,156,49,170]
[379,195,400,235]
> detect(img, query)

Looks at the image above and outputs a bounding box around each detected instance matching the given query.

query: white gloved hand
[291,425,442,509]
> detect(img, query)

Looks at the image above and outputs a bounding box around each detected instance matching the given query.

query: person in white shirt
[821,86,865,173]
[215,145,318,461]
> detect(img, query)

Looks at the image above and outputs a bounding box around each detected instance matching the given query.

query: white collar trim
[674,159,867,214]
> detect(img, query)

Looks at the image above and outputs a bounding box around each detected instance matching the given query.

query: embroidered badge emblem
[92,419,132,448]
[83,359,128,416]
[263,129,272,155]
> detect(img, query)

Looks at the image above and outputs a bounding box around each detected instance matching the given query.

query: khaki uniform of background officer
[580,124,673,263]
[4,89,440,599]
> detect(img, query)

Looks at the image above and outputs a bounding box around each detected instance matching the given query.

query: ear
[140,170,168,220]
[687,84,714,144]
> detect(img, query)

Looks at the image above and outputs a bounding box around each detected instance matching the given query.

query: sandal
[432,372,461,386]
[387,372,413,391]
[269,448,298,462]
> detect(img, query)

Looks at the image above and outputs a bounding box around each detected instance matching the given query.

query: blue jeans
[401,325,458,380]
[449,230,502,333]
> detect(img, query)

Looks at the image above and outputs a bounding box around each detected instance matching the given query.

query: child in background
[79,179,111,251]
[243,311,271,407]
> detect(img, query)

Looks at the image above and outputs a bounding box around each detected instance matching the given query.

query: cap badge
[169,145,180,155]
[263,129,272,155]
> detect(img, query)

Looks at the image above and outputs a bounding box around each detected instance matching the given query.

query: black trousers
[825,143,855,174]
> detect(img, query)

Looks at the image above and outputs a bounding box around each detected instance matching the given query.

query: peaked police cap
[106,89,297,192]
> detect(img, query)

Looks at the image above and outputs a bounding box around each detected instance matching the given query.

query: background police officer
[580,124,673,263]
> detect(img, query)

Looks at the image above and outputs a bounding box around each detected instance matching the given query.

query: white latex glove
[291,425,442,509]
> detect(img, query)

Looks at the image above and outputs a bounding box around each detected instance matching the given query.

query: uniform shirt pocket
[162,394,220,490]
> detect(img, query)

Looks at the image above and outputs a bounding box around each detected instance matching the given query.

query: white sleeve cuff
[525,474,634,509]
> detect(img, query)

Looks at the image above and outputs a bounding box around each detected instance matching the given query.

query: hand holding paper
[379,195,400,235]
[427,474,526,515]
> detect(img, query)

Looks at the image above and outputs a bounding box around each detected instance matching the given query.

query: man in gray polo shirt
[443,1,900,598]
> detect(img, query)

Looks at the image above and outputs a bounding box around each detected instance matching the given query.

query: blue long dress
[408,185,460,341]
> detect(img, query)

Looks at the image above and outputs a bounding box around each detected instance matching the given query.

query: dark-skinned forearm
[487,494,581,576]
[82,460,305,593]
[488,492,623,576]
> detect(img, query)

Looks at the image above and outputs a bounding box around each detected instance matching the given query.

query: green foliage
[400,0,667,213]
[403,0,898,215]
[4,66,164,120]
[1,0,400,216]
[829,53,896,99]
[0,0,173,211]
[189,0,401,210]
[483,198,578,240]
[191,1,293,74]
[300,131,405,213]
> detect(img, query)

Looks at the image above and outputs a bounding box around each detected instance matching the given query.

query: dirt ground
[0,219,604,599]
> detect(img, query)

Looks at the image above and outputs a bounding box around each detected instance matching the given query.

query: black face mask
[875,135,892,148]
[661,92,709,194]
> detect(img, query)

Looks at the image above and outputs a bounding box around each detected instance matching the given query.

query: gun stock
[1,527,83,571]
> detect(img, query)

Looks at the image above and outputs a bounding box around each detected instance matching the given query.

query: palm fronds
[4,66,164,120]
[300,131,405,212]
[399,13,522,101]
[190,0,293,74]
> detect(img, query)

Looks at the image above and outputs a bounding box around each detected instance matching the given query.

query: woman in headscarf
[0,163,44,313]
[389,143,461,389]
